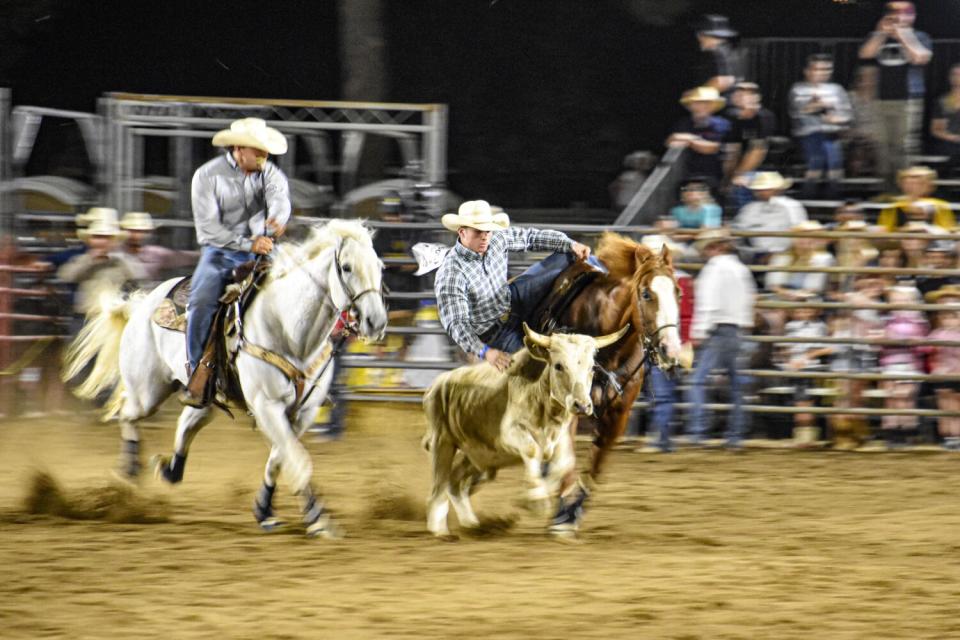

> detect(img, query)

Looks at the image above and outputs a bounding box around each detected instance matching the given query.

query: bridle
[333,238,386,324]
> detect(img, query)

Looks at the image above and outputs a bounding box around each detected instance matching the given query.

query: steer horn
[594,324,630,349]
[522,322,552,348]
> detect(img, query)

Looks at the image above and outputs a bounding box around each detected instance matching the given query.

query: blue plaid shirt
[434,226,573,356]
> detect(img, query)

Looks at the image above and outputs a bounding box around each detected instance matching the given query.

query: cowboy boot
[179,352,214,408]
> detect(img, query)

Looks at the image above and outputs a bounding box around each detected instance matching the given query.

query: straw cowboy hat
[897,165,937,182]
[925,284,960,303]
[748,171,793,191]
[75,206,115,228]
[77,207,125,240]
[212,117,288,155]
[680,86,726,113]
[641,234,683,255]
[791,220,824,232]
[120,211,156,232]
[693,226,733,252]
[441,200,510,232]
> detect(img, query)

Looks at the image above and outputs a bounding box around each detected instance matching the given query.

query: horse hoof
[549,526,582,544]
[150,455,169,481]
[305,517,344,540]
[151,453,185,484]
[435,533,459,543]
[258,517,285,532]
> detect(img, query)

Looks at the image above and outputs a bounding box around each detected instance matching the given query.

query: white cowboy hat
[641,234,682,254]
[441,200,510,232]
[212,117,288,155]
[680,86,726,113]
[411,242,452,276]
[748,171,793,191]
[75,206,115,228]
[693,226,733,253]
[77,207,126,240]
[120,211,156,232]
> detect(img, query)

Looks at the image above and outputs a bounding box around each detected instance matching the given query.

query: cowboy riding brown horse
[548,231,682,534]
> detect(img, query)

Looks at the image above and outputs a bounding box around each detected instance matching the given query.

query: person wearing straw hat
[731,171,808,263]
[686,227,755,450]
[57,207,147,318]
[877,165,955,232]
[433,200,595,371]
[667,86,733,190]
[765,220,836,303]
[120,211,198,285]
[181,117,291,407]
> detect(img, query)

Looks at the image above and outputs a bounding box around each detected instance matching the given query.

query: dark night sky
[3,0,959,207]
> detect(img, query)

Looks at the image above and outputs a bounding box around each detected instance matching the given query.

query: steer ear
[594,324,630,349]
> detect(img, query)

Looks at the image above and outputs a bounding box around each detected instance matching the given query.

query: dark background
[2,0,958,208]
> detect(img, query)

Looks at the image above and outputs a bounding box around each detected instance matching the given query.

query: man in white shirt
[686,227,756,449]
[731,172,808,263]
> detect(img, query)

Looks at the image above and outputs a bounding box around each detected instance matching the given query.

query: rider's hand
[265,218,286,238]
[251,236,274,255]
[571,242,591,262]
[485,347,512,372]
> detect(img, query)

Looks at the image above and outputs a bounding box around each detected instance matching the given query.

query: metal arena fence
[5,218,960,439]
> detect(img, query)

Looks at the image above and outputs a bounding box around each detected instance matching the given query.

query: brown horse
[550,232,681,533]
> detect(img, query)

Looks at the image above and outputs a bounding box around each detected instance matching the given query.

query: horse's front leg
[253,447,284,531]
[252,394,342,539]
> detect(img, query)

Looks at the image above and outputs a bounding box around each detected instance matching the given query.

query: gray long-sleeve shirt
[191,152,291,252]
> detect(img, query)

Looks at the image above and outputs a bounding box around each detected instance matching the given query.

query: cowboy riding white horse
[63,219,388,538]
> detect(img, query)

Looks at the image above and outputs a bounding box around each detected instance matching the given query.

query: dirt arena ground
[2,402,959,639]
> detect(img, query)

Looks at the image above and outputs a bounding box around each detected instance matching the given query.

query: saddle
[155,259,270,411]
[530,260,605,335]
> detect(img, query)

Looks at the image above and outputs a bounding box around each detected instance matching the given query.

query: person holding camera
[859,1,932,191]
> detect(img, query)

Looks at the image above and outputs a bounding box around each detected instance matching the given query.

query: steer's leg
[426,432,456,538]
[447,455,482,529]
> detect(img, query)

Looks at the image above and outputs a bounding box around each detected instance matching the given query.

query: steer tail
[62,285,141,421]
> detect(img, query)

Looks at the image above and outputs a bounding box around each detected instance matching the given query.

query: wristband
[478,345,489,359]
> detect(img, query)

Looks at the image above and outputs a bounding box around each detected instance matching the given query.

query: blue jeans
[645,364,677,449]
[799,132,843,175]
[485,252,605,354]
[186,246,255,368]
[686,325,745,446]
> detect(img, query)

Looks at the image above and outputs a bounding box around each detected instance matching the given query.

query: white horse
[63,219,388,537]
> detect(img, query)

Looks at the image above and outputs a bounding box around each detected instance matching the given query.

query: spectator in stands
[693,14,740,95]
[779,302,832,447]
[915,240,958,298]
[732,171,809,263]
[827,311,872,449]
[788,54,853,200]
[667,86,732,194]
[765,220,836,302]
[830,205,879,293]
[609,151,657,211]
[848,66,881,177]
[725,83,777,210]
[687,227,756,450]
[57,208,147,318]
[877,166,955,231]
[924,285,960,450]
[120,212,198,286]
[670,179,723,232]
[858,1,933,191]
[930,63,960,172]
[879,284,928,448]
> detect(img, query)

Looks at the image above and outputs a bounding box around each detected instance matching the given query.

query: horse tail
[62,285,141,421]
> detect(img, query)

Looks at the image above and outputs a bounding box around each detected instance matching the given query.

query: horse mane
[596,232,654,282]
[271,219,375,279]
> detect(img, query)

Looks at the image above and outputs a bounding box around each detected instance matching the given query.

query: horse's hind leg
[117,381,177,482]
[154,406,213,484]
[253,446,284,531]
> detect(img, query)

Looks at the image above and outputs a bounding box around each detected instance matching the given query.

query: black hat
[697,14,738,39]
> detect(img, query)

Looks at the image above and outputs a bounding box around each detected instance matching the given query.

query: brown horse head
[596,232,682,367]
